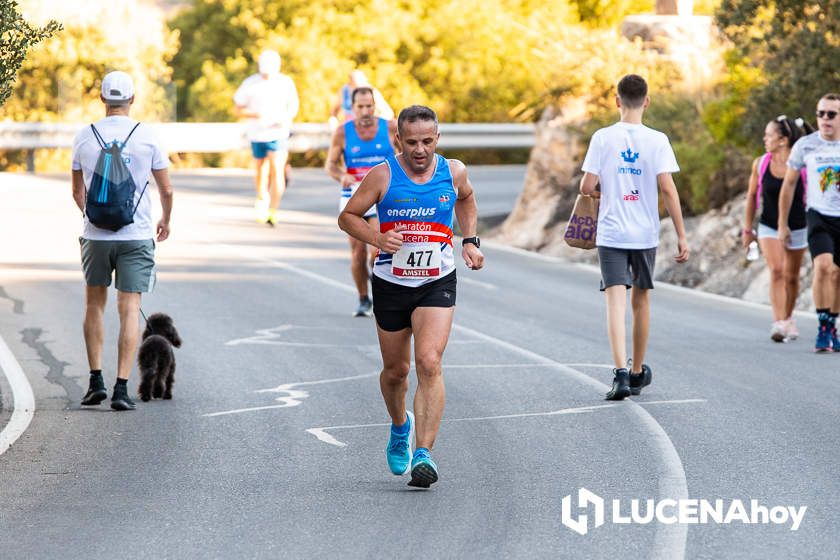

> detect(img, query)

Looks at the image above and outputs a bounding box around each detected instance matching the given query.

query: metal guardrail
[0,122,535,170]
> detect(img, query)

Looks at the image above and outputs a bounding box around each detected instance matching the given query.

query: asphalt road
[0,166,836,559]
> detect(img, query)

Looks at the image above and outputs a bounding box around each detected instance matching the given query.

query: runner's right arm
[325,126,356,187]
[579,172,600,198]
[338,164,404,253]
[777,166,800,246]
[72,170,85,213]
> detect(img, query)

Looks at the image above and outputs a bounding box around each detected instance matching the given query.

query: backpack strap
[120,122,141,151]
[130,180,150,217]
[90,124,107,149]
[756,152,772,208]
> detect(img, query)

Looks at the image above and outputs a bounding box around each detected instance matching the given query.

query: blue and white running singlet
[372,154,457,287]
[340,117,393,218]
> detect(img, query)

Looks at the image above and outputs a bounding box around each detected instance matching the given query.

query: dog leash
[140,307,148,324]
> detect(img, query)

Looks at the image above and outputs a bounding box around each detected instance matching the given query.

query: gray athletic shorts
[597,246,656,291]
[80,238,156,293]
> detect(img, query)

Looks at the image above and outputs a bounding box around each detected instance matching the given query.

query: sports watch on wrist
[462,236,480,248]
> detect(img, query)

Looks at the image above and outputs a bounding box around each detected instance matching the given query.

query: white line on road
[305,399,706,447]
[0,335,35,456]
[457,276,498,290]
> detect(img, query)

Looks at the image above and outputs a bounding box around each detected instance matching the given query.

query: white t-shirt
[787,131,840,217]
[72,116,168,241]
[581,122,679,249]
[233,73,300,142]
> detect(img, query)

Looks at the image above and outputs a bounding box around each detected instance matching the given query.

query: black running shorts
[806,209,840,266]
[597,246,656,291]
[371,271,457,332]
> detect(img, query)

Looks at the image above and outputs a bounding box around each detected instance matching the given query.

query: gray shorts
[80,238,156,293]
[598,246,656,291]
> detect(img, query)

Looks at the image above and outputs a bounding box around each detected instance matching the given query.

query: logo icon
[620,148,639,164]
[561,487,605,536]
[438,194,450,203]
[351,146,361,153]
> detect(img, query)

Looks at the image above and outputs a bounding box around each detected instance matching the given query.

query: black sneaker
[605,368,631,401]
[110,385,137,411]
[629,364,652,396]
[81,375,107,406]
[354,296,373,317]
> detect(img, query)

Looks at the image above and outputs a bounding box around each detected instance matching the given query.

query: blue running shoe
[386,411,414,475]
[815,324,832,353]
[407,448,438,488]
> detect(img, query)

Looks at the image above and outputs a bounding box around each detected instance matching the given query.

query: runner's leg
[812,253,834,309]
[782,247,806,319]
[116,291,141,380]
[759,237,786,321]
[410,306,454,450]
[349,236,370,298]
[604,285,628,369]
[630,287,650,372]
[84,286,108,371]
[377,326,412,426]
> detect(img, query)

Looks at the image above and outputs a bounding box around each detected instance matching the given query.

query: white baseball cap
[101,71,135,102]
[258,50,281,75]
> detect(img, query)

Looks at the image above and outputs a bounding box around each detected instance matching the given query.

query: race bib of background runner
[391,242,442,278]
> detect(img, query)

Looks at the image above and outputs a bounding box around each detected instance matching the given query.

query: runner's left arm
[451,160,485,270]
[658,172,689,263]
[152,167,173,242]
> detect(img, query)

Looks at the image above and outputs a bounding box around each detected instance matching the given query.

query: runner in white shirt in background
[579,74,689,401]
[234,50,299,226]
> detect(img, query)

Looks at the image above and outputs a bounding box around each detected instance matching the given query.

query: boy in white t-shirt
[579,74,689,400]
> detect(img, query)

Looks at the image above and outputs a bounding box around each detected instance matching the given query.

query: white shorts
[339,183,376,218]
[757,223,808,250]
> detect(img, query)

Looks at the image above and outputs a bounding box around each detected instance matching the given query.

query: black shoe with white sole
[629,364,652,396]
[605,368,631,401]
[110,385,137,411]
[81,374,107,406]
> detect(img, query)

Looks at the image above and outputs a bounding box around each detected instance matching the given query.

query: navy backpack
[85,123,148,231]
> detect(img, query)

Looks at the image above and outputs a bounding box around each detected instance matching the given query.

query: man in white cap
[234,49,299,226]
[71,70,174,411]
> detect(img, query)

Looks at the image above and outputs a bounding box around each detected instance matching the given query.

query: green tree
[716,1,840,142]
[0,0,60,106]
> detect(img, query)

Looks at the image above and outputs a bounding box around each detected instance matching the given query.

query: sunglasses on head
[817,110,838,120]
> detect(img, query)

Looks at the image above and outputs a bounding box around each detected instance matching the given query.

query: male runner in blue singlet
[327,87,398,316]
[338,105,485,488]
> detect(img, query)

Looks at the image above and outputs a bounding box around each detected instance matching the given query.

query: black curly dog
[137,313,182,402]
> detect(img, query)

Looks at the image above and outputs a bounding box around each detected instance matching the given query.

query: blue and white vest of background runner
[341,117,393,218]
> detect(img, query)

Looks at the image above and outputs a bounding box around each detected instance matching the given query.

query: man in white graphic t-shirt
[234,49,299,226]
[579,74,689,401]
[779,92,840,352]
[71,70,173,411]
